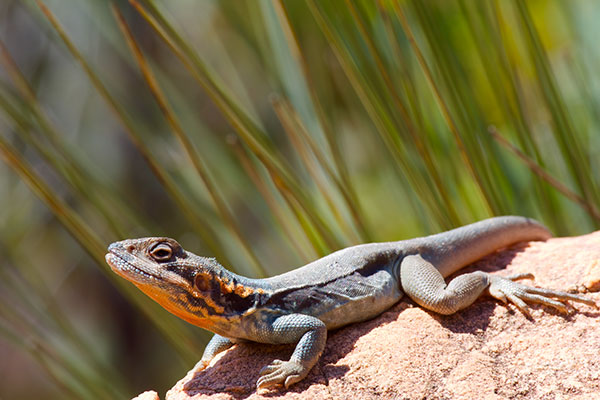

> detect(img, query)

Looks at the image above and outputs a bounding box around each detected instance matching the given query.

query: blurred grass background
[1,0,599,398]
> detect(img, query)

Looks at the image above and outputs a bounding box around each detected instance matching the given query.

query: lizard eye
[149,243,173,261]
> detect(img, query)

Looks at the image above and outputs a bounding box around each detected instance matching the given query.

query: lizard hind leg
[399,254,489,315]
[400,254,597,317]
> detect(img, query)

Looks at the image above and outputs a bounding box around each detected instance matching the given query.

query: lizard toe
[257,372,285,389]
[524,286,597,307]
[505,272,535,281]
[256,359,307,389]
[259,360,284,376]
[520,292,568,313]
[193,359,210,371]
[284,374,303,388]
[505,292,531,317]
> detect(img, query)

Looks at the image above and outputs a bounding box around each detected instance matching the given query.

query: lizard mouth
[105,251,160,283]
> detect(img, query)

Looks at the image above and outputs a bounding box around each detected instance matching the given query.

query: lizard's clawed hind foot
[487,273,596,317]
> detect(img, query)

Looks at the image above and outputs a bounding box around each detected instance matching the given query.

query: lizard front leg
[195,334,235,371]
[256,314,326,389]
[400,254,595,315]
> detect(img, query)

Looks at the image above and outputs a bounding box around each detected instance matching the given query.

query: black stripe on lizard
[105,216,597,390]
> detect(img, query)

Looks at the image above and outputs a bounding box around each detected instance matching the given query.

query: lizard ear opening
[194,273,212,292]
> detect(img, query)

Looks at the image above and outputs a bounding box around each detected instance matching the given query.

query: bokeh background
[1,0,599,398]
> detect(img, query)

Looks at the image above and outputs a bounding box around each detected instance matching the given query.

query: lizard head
[105,237,261,330]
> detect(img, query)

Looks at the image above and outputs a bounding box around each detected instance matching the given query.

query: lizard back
[259,242,407,329]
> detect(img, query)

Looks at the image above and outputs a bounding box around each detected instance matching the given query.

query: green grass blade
[229,137,317,261]
[490,126,600,221]
[0,38,156,236]
[272,0,370,241]
[112,4,266,277]
[393,1,497,215]
[512,0,600,205]
[307,0,458,229]
[130,0,344,253]
[271,95,358,243]
[264,0,372,242]
[35,0,233,265]
[0,132,205,362]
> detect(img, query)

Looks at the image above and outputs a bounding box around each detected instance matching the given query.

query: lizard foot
[487,274,597,317]
[256,359,308,389]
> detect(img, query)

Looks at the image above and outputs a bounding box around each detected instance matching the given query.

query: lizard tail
[418,216,551,278]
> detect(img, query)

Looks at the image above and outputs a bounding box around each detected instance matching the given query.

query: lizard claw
[488,274,596,316]
[257,359,307,389]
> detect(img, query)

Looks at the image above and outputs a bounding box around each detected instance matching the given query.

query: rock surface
[132,391,160,400]
[140,232,600,400]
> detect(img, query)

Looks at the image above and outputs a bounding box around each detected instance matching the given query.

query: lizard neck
[187,260,273,318]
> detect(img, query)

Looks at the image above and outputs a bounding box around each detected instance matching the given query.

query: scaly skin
[105,216,596,390]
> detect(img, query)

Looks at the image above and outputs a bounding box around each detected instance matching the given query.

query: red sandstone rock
[137,232,600,400]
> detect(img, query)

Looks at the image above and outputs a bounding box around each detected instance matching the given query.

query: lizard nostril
[127,245,135,253]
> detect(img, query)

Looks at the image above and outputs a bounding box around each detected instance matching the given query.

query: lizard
[105,216,596,389]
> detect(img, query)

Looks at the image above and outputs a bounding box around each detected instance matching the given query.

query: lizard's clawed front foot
[487,273,597,317]
[256,359,308,389]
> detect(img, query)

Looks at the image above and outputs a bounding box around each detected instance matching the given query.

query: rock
[138,232,600,400]
[132,390,160,400]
